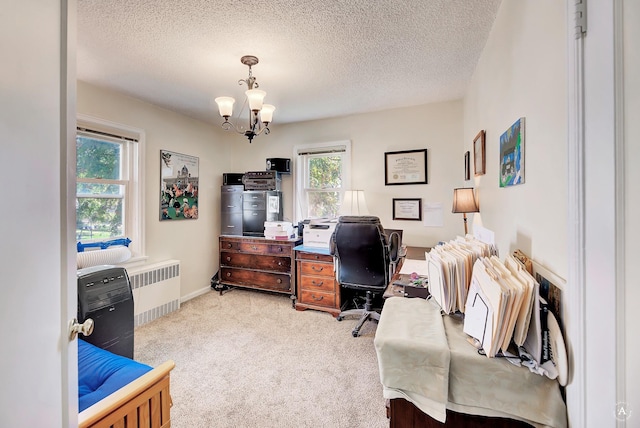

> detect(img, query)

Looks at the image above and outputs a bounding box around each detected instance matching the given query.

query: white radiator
[127,260,181,327]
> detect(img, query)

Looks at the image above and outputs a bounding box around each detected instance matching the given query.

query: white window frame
[76,114,145,260]
[293,140,351,221]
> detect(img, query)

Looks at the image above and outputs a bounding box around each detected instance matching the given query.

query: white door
[0,1,78,426]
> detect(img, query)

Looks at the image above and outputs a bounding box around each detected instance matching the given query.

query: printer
[303,218,337,249]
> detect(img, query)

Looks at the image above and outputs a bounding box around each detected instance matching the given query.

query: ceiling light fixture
[214,55,275,143]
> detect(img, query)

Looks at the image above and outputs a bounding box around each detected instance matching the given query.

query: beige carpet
[134,288,389,428]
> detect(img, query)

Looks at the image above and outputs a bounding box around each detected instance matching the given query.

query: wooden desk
[384,245,430,299]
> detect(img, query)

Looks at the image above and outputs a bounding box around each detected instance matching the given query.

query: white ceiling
[77,0,502,125]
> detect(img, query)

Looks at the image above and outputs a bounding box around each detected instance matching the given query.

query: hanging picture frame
[392,198,422,221]
[160,150,199,220]
[473,130,486,176]
[384,149,428,185]
[499,117,525,187]
[464,150,471,181]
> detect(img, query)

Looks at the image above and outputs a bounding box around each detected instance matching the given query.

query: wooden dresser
[294,246,341,317]
[219,235,301,300]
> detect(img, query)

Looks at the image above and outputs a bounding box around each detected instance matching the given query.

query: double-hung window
[76,115,144,257]
[294,140,351,221]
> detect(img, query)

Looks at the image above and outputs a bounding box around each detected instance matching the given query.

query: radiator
[127,260,181,327]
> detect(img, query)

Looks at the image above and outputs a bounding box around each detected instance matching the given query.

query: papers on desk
[399,258,429,276]
[463,255,537,358]
[426,235,497,314]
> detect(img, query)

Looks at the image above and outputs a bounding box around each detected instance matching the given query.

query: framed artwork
[384,149,428,185]
[473,130,486,176]
[160,150,199,220]
[392,198,422,221]
[499,117,525,187]
[464,151,471,181]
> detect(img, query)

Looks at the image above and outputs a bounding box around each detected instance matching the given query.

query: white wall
[463,1,567,278]
[230,101,465,248]
[77,81,231,298]
[624,0,639,419]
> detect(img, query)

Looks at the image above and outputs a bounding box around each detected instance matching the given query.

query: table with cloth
[374,297,567,428]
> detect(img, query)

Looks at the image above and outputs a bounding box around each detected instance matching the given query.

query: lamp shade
[452,188,479,213]
[260,104,275,124]
[340,190,369,216]
[245,89,266,111]
[214,96,235,117]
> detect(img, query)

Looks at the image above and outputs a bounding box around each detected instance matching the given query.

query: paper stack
[264,221,294,240]
[426,235,498,314]
[463,255,537,358]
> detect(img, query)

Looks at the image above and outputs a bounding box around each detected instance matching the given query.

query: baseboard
[181,285,212,303]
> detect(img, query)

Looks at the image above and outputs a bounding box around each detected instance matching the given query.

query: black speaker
[266,158,291,174]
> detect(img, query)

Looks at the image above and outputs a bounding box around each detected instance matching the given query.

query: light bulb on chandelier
[214,55,275,143]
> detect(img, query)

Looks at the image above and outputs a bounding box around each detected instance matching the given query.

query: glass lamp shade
[260,104,275,124]
[452,188,479,213]
[340,190,370,216]
[214,97,235,118]
[245,89,266,111]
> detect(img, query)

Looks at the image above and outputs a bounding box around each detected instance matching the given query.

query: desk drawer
[297,252,333,263]
[299,290,336,308]
[299,260,334,277]
[220,251,290,273]
[299,274,335,292]
[220,267,291,293]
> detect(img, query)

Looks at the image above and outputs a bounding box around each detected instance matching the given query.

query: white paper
[423,202,444,227]
[399,258,430,276]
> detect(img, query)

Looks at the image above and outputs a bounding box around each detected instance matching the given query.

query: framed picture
[392,198,422,221]
[384,149,428,185]
[464,151,471,181]
[160,150,199,220]
[473,130,486,176]
[499,117,525,187]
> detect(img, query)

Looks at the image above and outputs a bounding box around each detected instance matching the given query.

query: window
[76,115,144,257]
[294,141,351,220]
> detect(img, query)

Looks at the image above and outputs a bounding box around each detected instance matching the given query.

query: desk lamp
[340,190,369,216]
[452,188,479,235]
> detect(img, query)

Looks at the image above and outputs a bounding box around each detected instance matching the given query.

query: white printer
[302,218,337,249]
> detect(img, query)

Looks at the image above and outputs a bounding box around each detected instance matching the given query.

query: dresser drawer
[220,239,240,251]
[299,274,335,293]
[220,251,291,273]
[299,260,334,277]
[299,289,337,308]
[220,267,291,293]
[297,251,333,263]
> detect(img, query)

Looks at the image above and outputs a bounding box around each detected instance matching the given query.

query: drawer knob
[226,256,231,262]
[278,261,283,266]
[278,247,283,252]
[312,266,324,272]
[227,243,232,248]
[276,278,282,284]
[226,272,231,277]
[251,245,258,250]
[312,280,324,286]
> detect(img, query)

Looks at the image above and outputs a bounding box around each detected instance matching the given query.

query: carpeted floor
[134,288,389,428]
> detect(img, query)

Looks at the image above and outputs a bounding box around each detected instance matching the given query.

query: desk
[375,297,567,428]
[383,245,430,299]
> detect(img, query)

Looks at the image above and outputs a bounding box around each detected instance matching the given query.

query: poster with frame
[160,150,199,220]
[392,198,422,221]
[473,130,486,176]
[384,149,428,185]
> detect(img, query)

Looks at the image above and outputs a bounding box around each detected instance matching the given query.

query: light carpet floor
[134,288,389,428]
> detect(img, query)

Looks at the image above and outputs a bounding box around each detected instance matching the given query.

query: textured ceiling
[77,0,502,125]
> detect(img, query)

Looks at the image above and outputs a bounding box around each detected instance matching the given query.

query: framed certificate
[384,149,428,185]
[392,198,422,221]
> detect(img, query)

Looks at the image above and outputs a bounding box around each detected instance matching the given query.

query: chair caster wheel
[352,330,359,337]
[337,316,343,321]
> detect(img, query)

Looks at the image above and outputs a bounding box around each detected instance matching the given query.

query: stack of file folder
[462,254,538,358]
[426,235,498,314]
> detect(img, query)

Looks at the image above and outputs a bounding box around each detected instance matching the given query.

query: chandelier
[214,55,275,143]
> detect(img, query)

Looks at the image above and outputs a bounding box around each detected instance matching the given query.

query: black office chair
[330,216,398,337]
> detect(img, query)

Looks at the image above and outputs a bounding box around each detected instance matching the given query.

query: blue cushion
[78,339,152,412]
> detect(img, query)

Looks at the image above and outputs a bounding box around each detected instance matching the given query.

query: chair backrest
[330,216,390,289]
